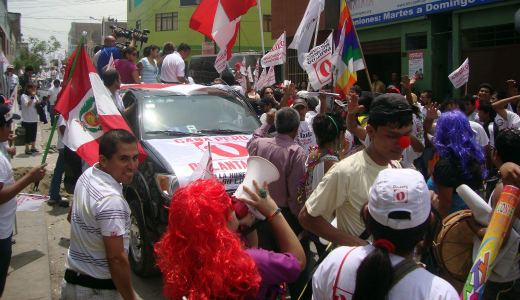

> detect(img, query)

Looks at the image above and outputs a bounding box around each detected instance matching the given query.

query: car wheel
[128,200,158,277]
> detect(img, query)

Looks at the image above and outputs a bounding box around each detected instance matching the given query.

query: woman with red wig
[154,179,305,300]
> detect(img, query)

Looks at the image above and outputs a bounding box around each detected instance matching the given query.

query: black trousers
[22,122,37,144]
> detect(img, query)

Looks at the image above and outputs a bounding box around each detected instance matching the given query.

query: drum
[433,209,475,282]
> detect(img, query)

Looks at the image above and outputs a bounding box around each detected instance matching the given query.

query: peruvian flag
[190,0,257,60]
[54,42,145,165]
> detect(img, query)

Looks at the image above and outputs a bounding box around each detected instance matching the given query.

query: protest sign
[408,51,424,80]
[261,32,286,67]
[303,33,333,90]
[448,58,470,89]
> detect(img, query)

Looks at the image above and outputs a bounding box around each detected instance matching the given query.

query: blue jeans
[49,149,65,201]
[0,234,12,297]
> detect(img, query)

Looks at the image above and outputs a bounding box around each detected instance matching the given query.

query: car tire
[128,199,158,277]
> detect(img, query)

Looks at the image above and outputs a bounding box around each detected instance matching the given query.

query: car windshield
[141,93,260,139]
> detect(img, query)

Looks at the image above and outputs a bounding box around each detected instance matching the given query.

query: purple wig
[434,110,487,180]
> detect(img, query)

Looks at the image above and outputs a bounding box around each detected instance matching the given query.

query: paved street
[4,123,165,300]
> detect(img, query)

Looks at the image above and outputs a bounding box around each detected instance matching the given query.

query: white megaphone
[233,156,280,220]
[456,184,492,225]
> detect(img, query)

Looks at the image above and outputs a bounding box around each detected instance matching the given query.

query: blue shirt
[97,47,122,75]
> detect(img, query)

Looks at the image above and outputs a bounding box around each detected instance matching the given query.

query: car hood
[145,134,251,190]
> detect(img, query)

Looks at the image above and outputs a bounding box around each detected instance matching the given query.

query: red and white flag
[55,41,146,166]
[190,0,256,61]
[266,67,276,87]
[189,142,214,181]
[106,53,115,71]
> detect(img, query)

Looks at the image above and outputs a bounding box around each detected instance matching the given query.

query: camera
[110,25,150,44]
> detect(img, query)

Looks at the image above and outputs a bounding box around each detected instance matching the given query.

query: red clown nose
[398,135,411,149]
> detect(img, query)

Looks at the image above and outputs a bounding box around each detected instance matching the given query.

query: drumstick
[461,185,520,300]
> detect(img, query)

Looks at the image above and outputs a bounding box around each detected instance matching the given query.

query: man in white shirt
[102,69,125,113]
[61,129,138,300]
[5,65,18,96]
[48,79,61,124]
[292,98,316,156]
[160,43,191,84]
[0,104,46,298]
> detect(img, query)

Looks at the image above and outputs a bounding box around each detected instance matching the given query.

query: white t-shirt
[111,91,125,113]
[7,73,18,91]
[495,110,520,131]
[57,115,66,149]
[313,245,459,300]
[48,85,61,106]
[21,94,39,123]
[159,52,185,83]
[66,165,131,279]
[305,110,317,133]
[260,108,276,125]
[469,121,489,147]
[296,120,316,156]
[0,152,16,239]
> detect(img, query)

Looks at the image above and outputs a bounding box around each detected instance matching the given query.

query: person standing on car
[138,45,160,83]
[160,43,191,84]
[114,46,140,84]
[96,35,123,75]
[61,129,138,300]
[21,82,41,155]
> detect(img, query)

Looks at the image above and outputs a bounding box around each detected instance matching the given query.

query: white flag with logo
[448,58,470,88]
[266,67,276,87]
[288,0,325,68]
[214,49,228,74]
[189,142,214,181]
[255,68,266,90]
[261,32,286,67]
[303,33,333,90]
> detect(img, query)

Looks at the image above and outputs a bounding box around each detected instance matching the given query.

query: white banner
[288,0,325,67]
[261,32,286,67]
[16,193,49,212]
[303,33,333,90]
[214,49,228,74]
[147,135,251,189]
[255,68,266,90]
[266,66,276,87]
[448,58,470,89]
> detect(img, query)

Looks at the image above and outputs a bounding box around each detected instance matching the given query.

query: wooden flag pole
[257,0,265,54]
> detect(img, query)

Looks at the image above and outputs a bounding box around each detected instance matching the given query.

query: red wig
[154,179,261,299]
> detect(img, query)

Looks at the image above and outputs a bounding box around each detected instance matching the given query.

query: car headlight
[155,174,179,200]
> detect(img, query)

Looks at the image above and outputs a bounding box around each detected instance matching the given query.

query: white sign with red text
[448,58,470,88]
[303,33,333,90]
[261,32,286,67]
[147,135,251,189]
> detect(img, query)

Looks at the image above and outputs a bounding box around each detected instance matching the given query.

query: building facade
[0,0,22,63]
[68,22,102,57]
[274,0,520,98]
[126,0,275,55]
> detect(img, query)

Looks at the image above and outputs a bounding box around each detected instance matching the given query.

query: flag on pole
[261,32,286,68]
[54,38,146,166]
[106,53,115,71]
[253,58,260,83]
[333,0,365,98]
[288,0,325,68]
[190,0,257,61]
[189,142,214,181]
[303,33,333,90]
[247,65,253,83]
[266,67,276,87]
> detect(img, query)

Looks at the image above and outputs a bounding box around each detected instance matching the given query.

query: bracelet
[267,208,282,222]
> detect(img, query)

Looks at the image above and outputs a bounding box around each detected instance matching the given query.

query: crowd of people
[1,33,520,300]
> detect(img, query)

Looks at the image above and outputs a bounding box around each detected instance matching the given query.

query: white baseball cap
[368,169,431,230]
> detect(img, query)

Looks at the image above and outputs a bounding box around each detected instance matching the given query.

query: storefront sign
[408,51,424,80]
[350,0,499,28]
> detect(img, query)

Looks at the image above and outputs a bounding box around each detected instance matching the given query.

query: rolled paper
[456,184,492,225]
[462,185,520,300]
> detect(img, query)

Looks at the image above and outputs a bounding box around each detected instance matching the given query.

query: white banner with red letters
[448,58,470,89]
[261,32,286,67]
[302,33,334,90]
[147,134,251,190]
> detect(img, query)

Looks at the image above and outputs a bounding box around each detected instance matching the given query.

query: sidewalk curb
[4,207,52,300]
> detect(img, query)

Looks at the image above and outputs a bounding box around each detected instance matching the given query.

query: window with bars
[263,15,272,32]
[462,24,520,48]
[156,12,178,32]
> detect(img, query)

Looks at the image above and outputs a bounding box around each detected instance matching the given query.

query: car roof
[120,83,242,97]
